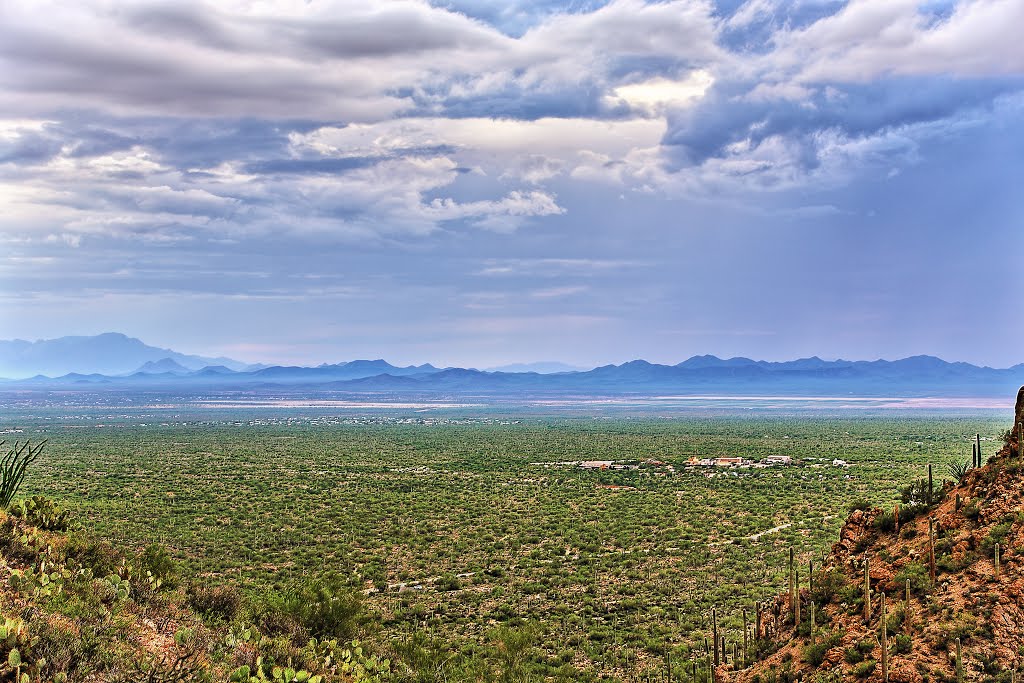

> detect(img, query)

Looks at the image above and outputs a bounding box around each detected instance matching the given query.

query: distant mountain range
[0,333,254,378]
[485,361,588,374]
[0,334,1022,397]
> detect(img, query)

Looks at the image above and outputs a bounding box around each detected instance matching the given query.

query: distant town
[534,455,852,471]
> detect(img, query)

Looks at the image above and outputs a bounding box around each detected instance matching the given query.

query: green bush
[138,543,178,589]
[274,573,362,642]
[981,522,1012,555]
[873,510,896,533]
[893,562,931,597]
[802,641,830,667]
[852,660,876,679]
[64,533,121,577]
[187,583,241,622]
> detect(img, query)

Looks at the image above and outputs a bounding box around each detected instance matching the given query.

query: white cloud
[609,71,715,114]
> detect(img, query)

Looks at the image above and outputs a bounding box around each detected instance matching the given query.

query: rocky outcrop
[732,387,1024,683]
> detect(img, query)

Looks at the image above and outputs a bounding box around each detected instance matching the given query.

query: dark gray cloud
[663,75,1022,170]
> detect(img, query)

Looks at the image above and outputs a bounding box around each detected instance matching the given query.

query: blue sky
[1,0,1022,368]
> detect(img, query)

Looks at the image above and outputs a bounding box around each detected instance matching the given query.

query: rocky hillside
[728,387,1024,683]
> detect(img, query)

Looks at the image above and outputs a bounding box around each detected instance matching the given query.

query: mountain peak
[132,358,191,375]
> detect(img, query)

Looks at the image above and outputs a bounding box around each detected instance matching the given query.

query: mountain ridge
[2,351,1023,398]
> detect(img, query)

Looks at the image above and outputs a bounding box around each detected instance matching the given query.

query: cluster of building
[685,454,794,468]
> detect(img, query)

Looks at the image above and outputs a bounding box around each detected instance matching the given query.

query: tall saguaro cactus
[712,608,719,668]
[928,518,937,582]
[789,547,796,620]
[863,554,871,622]
[880,592,889,683]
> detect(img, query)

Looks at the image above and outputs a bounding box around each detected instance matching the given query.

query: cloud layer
[1,0,1022,366]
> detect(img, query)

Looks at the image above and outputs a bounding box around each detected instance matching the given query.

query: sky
[1,0,1023,369]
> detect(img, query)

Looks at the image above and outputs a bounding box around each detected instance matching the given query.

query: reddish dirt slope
[728,388,1024,683]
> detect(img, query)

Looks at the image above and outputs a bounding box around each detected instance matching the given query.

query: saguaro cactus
[880,592,889,683]
[928,517,937,582]
[742,608,748,666]
[795,568,801,629]
[927,463,933,505]
[956,637,963,683]
[904,578,912,627]
[712,608,719,668]
[864,554,871,621]
[789,547,796,619]
[995,542,1001,580]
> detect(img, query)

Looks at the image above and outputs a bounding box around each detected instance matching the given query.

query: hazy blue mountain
[0,333,249,378]
[486,362,587,374]
[132,358,192,375]
[2,351,1022,398]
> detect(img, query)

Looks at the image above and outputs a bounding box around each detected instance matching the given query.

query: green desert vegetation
[0,407,1004,681]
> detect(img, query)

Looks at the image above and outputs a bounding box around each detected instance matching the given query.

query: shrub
[847,499,871,514]
[64,533,121,577]
[138,543,179,589]
[852,660,876,679]
[803,641,830,667]
[187,583,241,622]
[277,573,362,641]
[893,561,931,596]
[981,522,1012,555]
[873,510,896,533]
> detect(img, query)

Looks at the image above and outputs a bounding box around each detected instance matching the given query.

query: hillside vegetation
[732,388,1024,683]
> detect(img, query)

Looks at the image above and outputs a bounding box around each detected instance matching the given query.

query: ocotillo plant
[880,592,888,683]
[0,441,45,508]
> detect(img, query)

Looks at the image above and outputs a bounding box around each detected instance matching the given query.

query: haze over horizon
[2,1,1022,369]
